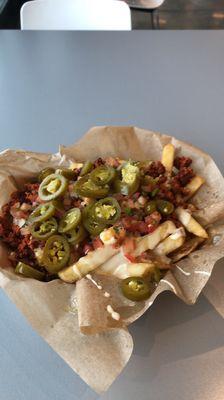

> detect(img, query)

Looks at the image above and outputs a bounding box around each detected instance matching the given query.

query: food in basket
[0,144,208,306]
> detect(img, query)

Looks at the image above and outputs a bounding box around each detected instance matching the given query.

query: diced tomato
[145,211,162,233]
[147,224,157,234]
[123,237,136,254]
[92,237,104,250]
[126,199,136,209]
[124,253,136,263]
[145,211,161,226]
[122,216,149,234]
[83,243,93,255]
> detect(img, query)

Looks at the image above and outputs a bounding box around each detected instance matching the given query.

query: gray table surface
[0,31,224,400]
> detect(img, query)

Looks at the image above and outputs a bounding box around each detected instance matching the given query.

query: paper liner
[0,126,224,393]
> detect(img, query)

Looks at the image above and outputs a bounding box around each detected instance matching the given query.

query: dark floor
[131,0,224,29]
[1,0,224,29]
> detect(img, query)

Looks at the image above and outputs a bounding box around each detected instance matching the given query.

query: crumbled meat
[174,156,192,170]
[158,175,167,184]
[173,167,195,187]
[146,161,165,178]
[24,183,40,204]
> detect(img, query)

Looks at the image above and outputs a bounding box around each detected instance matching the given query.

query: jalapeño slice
[80,161,94,177]
[28,202,55,224]
[90,165,116,186]
[93,197,121,225]
[38,173,68,201]
[73,175,109,199]
[58,208,81,233]
[31,218,58,240]
[121,277,152,302]
[15,262,45,281]
[42,235,70,273]
[65,224,87,244]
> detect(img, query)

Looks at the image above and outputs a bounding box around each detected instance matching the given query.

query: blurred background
[1,0,224,29]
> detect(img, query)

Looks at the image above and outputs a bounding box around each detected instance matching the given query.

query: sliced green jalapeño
[58,208,81,233]
[121,277,152,302]
[90,165,116,186]
[15,262,45,281]
[114,162,140,196]
[38,173,68,201]
[42,235,70,273]
[73,175,109,199]
[65,224,87,244]
[31,218,58,240]
[28,202,55,224]
[80,161,94,177]
[93,197,121,225]
[82,204,106,236]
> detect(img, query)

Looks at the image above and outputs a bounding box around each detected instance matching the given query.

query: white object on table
[125,0,165,9]
[20,0,132,30]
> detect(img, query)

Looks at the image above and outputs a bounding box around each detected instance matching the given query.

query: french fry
[171,236,205,262]
[176,207,208,239]
[154,228,186,256]
[161,143,175,172]
[58,245,119,283]
[99,260,156,279]
[98,252,126,276]
[185,175,205,199]
[134,220,176,257]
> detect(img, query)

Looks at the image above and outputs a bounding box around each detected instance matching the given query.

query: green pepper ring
[15,262,45,281]
[65,224,87,244]
[90,165,116,186]
[80,160,94,177]
[73,175,109,199]
[55,168,77,180]
[156,199,174,215]
[38,173,68,201]
[82,204,106,236]
[93,197,121,225]
[121,276,152,302]
[30,217,58,240]
[43,234,70,273]
[114,174,140,196]
[58,208,81,233]
[28,202,55,224]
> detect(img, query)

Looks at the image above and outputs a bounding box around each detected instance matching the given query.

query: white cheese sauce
[175,265,191,276]
[170,228,185,240]
[86,274,119,320]
[160,279,177,294]
[86,274,102,290]
[194,270,211,276]
[106,305,120,321]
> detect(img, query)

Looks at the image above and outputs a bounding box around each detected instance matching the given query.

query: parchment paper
[0,126,224,393]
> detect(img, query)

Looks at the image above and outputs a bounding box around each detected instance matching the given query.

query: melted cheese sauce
[106,305,120,321]
[85,274,119,321]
